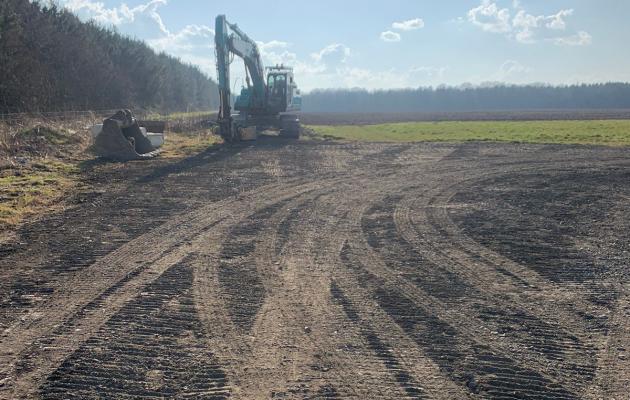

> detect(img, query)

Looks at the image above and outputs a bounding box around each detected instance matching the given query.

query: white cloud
[149,24,214,52]
[62,0,134,25]
[468,0,512,33]
[333,65,450,90]
[380,31,402,42]
[255,42,354,88]
[62,0,169,35]
[174,54,216,76]
[257,47,446,91]
[512,10,544,43]
[258,41,290,63]
[467,1,590,46]
[546,9,573,30]
[258,40,291,52]
[511,8,574,43]
[59,0,220,78]
[553,31,592,46]
[500,60,531,76]
[392,18,425,31]
[310,43,351,64]
[61,0,215,53]
[335,67,409,89]
[410,66,448,79]
[258,41,350,79]
[257,40,327,77]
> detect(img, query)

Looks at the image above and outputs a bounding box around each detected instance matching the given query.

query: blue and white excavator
[215,15,302,142]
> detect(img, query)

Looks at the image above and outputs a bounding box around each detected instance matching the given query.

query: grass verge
[1,122,93,230]
[0,160,80,227]
[1,122,221,230]
[308,120,630,146]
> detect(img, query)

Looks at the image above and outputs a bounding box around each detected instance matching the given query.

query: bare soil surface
[298,110,630,125]
[1,138,629,399]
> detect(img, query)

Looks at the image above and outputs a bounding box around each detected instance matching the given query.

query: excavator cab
[266,66,301,113]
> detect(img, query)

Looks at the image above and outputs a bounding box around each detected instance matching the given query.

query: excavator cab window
[268,73,288,110]
[268,74,276,91]
[274,75,286,97]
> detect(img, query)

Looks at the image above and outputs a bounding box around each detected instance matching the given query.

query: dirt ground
[0,137,629,399]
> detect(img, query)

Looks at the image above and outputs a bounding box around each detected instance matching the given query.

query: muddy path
[1,138,629,399]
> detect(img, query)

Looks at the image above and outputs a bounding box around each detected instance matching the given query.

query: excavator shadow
[136,134,297,184]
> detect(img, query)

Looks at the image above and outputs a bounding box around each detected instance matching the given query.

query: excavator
[215,15,302,142]
[93,16,295,160]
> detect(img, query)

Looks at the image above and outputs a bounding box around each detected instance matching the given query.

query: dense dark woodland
[0,0,219,114]
[302,84,630,113]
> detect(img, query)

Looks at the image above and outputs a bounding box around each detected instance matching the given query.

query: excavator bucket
[93,110,162,161]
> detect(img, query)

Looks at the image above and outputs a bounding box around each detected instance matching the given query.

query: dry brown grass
[0,116,222,232]
[0,117,93,158]
[0,118,94,231]
[160,129,222,158]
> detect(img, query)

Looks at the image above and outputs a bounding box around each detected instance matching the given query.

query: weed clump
[1,125,85,158]
[0,121,90,230]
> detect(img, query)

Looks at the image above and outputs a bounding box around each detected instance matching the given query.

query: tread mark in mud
[331,281,427,399]
[275,193,330,256]
[415,189,600,384]
[341,241,578,399]
[450,171,621,285]
[448,169,630,325]
[218,199,292,331]
[362,195,473,300]
[375,287,578,399]
[474,304,596,378]
[314,384,340,399]
[40,259,230,399]
[364,190,598,389]
[37,220,227,346]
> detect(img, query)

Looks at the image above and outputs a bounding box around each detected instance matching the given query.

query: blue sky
[57,0,630,91]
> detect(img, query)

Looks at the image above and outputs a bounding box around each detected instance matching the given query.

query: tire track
[337,188,581,397]
[40,258,230,399]
[394,187,600,388]
[1,141,628,398]
[386,159,630,397]
[330,280,428,399]
[218,196,297,331]
[401,169,618,318]
[321,179,473,399]
[0,179,327,398]
[195,185,369,399]
[341,237,578,399]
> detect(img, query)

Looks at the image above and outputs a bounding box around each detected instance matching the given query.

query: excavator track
[1,140,629,399]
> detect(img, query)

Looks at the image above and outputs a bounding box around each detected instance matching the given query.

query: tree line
[2,0,629,116]
[302,83,630,113]
[0,0,219,114]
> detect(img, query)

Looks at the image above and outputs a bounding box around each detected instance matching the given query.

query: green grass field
[308,120,630,146]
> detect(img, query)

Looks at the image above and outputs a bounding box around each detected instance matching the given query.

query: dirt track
[1,138,629,399]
